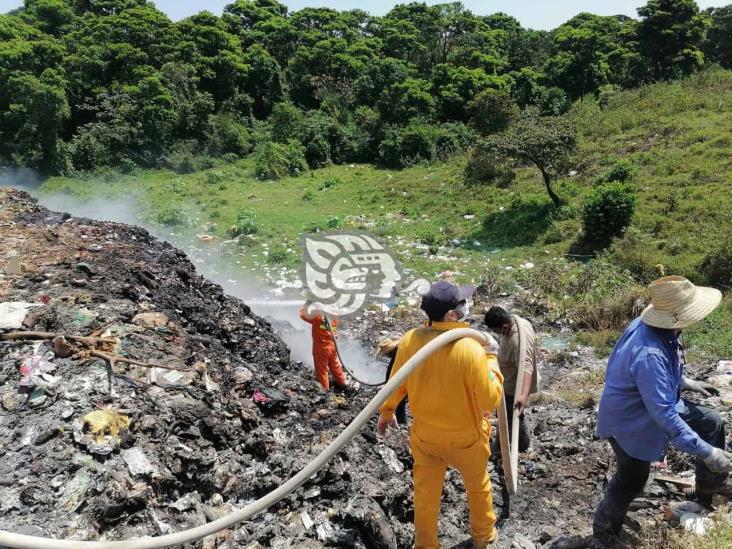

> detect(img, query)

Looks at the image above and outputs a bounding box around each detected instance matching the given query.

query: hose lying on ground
[0,328,516,549]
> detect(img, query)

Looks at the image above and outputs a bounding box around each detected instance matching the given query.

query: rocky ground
[1,188,730,548]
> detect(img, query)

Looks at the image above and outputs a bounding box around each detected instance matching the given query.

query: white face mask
[455,302,470,320]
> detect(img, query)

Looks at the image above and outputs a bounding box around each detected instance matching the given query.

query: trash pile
[2,188,730,548]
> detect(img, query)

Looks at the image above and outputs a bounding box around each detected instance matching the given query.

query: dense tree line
[0,0,730,175]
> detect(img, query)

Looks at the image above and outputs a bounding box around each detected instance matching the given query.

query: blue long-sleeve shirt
[596,317,714,462]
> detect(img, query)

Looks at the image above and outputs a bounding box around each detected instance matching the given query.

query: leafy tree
[582,183,637,246]
[478,108,577,206]
[2,68,70,173]
[636,0,707,80]
[468,89,518,135]
[703,6,732,69]
[431,64,508,121]
[377,77,435,123]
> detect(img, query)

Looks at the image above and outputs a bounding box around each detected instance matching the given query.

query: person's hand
[482,332,499,354]
[377,414,398,437]
[514,394,529,414]
[683,377,720,397]
[703,448,732,473]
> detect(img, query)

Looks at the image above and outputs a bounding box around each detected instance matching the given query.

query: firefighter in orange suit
[377,281,503,549]
[300,307,348,391]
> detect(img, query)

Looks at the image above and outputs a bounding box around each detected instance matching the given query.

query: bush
[582,183,637,245]
[605,160,635,182]
[253,140,307,180]
[232,209,258,236]
[205,114,251,156]
[319,176,341,190]
[433,123,477,161]
[465,143,515,186]
[163,141,214,174]
[468,89,519,135]
[302,189,316,201]
[379,124,435,168]
[205,171,225,185]
[156,203,193,226]
[325,215,341,228]
[700,238,732,289]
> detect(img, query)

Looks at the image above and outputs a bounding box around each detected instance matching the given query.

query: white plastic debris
[521,262,535,270]
[0,302,39,330]
[316,521,335,542]
[272,428,286,445]
[121,447,156,476]
[464,214,475,220]
[170,493,199,512]
[301,511,314,530]
[680,513,712,535]
[376,445,405,474]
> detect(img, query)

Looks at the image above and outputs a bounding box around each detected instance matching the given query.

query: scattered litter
[301,511,314,530]
[58,472,91,512]
[681,514,712,535]
[74,410,130,455]
[376,445,405,474]
[122,447,156,476]
[170,493,200,512]
[316,520,335,541]
[0,302,39,329]
[5,249,22,275]
[304,487,321,500]
[272,427,286,446]
[132,312,169,328]
[149,367,194,388]
[664,501,706,523]
[521,262,535,270]
[463,214,475,220]
[19,354,58,388]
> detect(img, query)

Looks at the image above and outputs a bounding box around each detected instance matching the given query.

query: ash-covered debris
[1,189,725,548]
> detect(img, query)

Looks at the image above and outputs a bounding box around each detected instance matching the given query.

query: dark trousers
[504,393,530,453]
[593,400,727,542]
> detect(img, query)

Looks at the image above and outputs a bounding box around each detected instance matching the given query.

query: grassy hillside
[42,68,732,356]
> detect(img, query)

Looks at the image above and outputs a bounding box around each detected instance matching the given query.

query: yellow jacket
[380,321,503,436]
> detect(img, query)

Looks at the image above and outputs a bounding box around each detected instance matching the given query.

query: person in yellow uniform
[377,281,504,549]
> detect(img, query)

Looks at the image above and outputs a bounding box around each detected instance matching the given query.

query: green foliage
[699,238,732,289]
[233,208,258,235]
[605,160,635,182]
[325,215,341,228]
[156,203,193,226]
[253,140,307,180]
[475,108,578,205]
[468,89,518,135]
[318,176,341,190]
[0,0,728,175]
[582,183,637,245]
[301,188,316,201]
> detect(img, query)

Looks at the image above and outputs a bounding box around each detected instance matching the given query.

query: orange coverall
[299,308,347,390]
[380,321,504,549]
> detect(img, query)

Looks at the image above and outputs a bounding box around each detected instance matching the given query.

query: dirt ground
[1,188,729,548]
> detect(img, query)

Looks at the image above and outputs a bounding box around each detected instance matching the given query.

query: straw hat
[640,276,722,330]
[377,337,402,356]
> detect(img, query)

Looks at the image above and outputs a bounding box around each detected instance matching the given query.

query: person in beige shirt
[484,306,540,452]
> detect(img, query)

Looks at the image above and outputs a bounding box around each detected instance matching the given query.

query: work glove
[682,377,720,397]
[702,447,732,473]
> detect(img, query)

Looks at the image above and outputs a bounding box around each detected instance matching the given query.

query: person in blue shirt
[593,276,732,546]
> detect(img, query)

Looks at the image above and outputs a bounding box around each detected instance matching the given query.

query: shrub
[465,143,515,186]
[605,160,635,182]
[325,215,341,228]
[267,246,289,264]
[433,123,477,161]
[205,114,251,156]
[302,189,316,201]
[379,124,435,168]
[163,141,213,174]
[232,209,258,236]
[205,171,225,185]
[468,89,518,135]
[700,238,732,289]
[582,183,637,245]
[253,140,307,180]
[319,176,341,190]
[156,203,193,226]
[270,102,305,143]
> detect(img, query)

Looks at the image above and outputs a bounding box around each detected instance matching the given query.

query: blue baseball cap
[420,281,475,321]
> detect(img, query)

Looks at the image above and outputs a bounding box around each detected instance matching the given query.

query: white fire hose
[0,328,517,549]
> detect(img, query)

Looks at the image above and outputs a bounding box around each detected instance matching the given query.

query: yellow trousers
[410,422,497,549]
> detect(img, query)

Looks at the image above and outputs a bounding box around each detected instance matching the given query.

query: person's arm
[299,307,317,324]
[634,352,714,458]
[470,342,504,414]
[514,320,536,412]
[378,333,412,435]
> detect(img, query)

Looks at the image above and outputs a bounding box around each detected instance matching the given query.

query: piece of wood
[654,475,696,488]
[0,331,117,345]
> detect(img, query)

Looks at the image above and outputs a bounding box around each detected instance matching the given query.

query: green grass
[41,69,732,355]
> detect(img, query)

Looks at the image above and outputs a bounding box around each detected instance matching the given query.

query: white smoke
[2,170,385,385]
